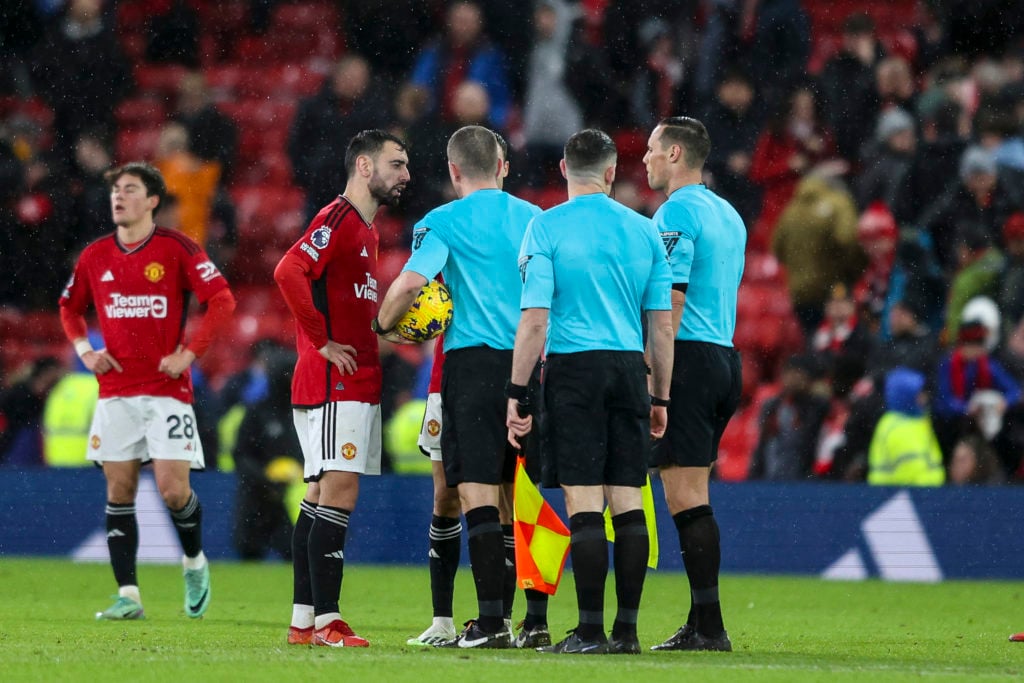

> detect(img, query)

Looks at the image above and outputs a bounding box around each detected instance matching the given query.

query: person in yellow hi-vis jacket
[42,360,98,467]
[868,367,945,486]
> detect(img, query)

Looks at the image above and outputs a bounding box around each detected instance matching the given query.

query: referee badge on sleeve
[518,255,532,283]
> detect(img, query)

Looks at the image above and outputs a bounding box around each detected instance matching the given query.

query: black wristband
[505,381,529,401]
[650,395,670,407]
[371,318,393,335]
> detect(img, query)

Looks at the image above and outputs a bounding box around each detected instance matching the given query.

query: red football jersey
[428,335,445,394]
[59,227,229,401]
[283,196,381,406]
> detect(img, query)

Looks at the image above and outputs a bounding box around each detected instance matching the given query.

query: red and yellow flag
[513,457,571,595]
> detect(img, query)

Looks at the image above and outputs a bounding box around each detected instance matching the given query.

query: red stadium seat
[115,98,168,128]
[133,64,188,98]
[378,248,412,295]
[271,3,340,31]
[716,405,759,481]
[116,128,161,163]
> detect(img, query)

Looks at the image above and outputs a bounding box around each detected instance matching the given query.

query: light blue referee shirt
[519,192,672,354]
[403,188,541,352]
[654,184,745,346]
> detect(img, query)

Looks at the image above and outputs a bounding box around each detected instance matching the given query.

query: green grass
[1,558,1022,682]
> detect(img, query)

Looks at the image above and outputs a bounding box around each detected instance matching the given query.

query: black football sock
[611,509,649,640]
[308,505,350,616]
[106,502,139,587]
[502,524,516,620]
[523,589,549,629]
[569,512,608,641]
[674,505,725,636]
[465,505,505,633]
[169,491,203,558]
[429,515,462,618]
[292,500,317,606]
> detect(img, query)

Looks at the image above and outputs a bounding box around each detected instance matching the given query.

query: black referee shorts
[653,340,742,469]
[542,351,649,488]
[440,346,517,487]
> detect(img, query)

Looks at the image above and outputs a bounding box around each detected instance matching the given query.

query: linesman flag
[604,474,659,569]
[513,456,570,595]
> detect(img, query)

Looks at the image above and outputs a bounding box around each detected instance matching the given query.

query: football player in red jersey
[274,130,409,648]
[59,162,235,621]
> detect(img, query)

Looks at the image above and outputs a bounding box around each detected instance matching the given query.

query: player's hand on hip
[650,405,668,439]
[158,345,196,379]
[319,341,358,374]
[506,398,532,448]
[82,349,123,375]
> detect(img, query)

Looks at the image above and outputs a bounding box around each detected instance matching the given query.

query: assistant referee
[507,129,675,655]
[643,116,746,653]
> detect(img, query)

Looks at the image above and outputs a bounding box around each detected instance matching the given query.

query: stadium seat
[378,248,412,294]
[116,128,162,163]
[133,64,188,98]
[271,2,340,31]
[204,64,245,99]
[115,98,168,128]
[716,405,760,481]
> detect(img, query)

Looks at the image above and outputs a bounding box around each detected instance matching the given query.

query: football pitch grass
[1,558,1022,682]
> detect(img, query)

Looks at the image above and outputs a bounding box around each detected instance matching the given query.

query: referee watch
[370,317,392,335]
[650,395,671,407]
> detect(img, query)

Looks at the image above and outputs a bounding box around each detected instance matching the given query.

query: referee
[375,125,541,649]
[643,117,745,652]
[507,129,674,654]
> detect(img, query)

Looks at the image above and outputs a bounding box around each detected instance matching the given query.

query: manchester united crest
[90,435,101,450]
[341,442,357,460]
[144,262,165,283]
[427,419,441,437]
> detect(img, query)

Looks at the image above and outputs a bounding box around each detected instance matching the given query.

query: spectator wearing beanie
[919,145,1024,271]
[855,108,916,210]
[853,202,899,326]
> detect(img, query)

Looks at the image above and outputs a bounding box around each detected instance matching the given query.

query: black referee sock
[502,524,515,620]
[292,500,317,606]
[308,505,350,616]
[569,512,608,641]
[169,491,203,558]
[465,505,505,634]
[674,505,725,636]
[523,589,549,629]
[106,502,139,587]
[429,515,462,619]
[611,509,649,640]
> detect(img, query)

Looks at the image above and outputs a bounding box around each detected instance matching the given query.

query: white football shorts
[416,392,443,462]
[293,401,381,480]
[87,396,205,468]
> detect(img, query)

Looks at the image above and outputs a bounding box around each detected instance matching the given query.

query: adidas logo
[324,550,345,559]
[428,549,440,559]
[100,270,114,282]
[359,246,368,257]
[107,529,125,538]
[823,491,942,582]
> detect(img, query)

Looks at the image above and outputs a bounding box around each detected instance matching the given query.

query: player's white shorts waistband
[293,401,381,480]
[416,392,442,462]
[88,396,205,468]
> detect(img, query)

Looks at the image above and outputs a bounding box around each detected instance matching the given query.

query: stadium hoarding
[0,470,1020,581]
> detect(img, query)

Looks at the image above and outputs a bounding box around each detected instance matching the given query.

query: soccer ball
[394,280,453,343]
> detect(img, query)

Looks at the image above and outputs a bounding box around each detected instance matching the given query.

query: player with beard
[275,130,410,648]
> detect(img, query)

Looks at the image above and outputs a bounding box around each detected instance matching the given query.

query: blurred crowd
[2,0,1024,492]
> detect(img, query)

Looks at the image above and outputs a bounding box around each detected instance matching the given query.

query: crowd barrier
[1,470,1021,581]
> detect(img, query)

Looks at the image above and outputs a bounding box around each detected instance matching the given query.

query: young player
[60,161,236,620]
